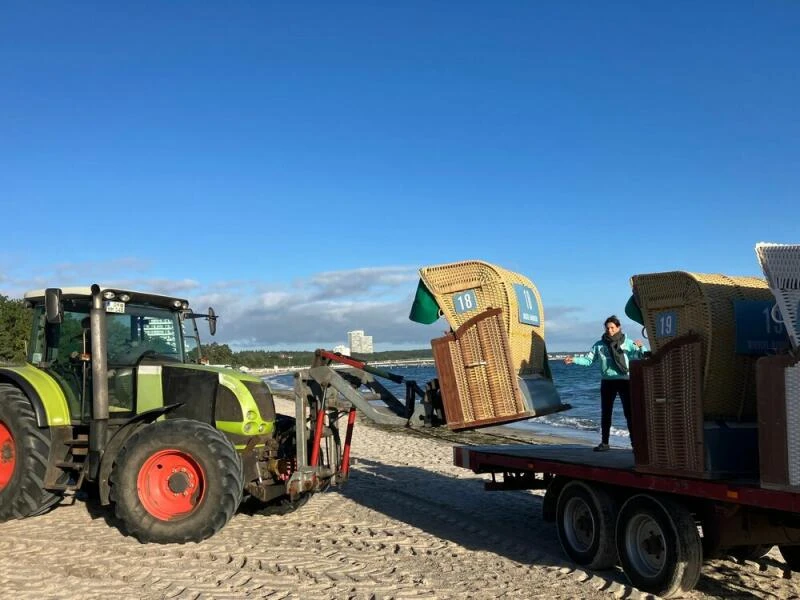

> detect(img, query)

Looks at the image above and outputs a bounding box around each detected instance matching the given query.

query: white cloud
[0,259,625,351]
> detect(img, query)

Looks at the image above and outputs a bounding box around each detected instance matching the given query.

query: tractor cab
[24,286,215,422]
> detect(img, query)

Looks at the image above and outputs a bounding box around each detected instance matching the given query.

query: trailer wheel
[109,419,243,543]
[556,480,618,570]
[616,494,702,597]
[779,545,800,572]
[0,384,62,521]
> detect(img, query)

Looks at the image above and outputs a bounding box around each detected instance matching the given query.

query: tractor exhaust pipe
[88,284,109,479]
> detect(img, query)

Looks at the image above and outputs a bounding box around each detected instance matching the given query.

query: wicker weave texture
[756,243,800,351]
[631,271,772,420]
[419,260,546,375]
[640,338,705,475]
[431,308,528,429]
[787,364,800,486]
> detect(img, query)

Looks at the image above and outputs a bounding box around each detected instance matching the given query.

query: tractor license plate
[104,301,126,314]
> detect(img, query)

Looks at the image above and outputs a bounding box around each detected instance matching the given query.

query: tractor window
[106,307,184,366]
[181,315,201,363]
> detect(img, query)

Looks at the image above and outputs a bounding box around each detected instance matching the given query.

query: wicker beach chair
[415,260,566,429]
[630,271,773,420]
[419,260,546,375]
[755,242,800,352]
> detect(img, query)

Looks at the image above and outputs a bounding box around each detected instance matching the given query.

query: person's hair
[604,315,621,328]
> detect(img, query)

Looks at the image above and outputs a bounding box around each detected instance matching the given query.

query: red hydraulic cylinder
[310,406,326,467]
[341,407,357,475]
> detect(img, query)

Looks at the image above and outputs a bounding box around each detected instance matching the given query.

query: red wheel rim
[0,422,15,490]
[137,449,206,520]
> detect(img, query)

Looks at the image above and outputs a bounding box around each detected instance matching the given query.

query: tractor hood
[168,362,264,383]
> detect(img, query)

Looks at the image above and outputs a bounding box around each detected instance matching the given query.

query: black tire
[730,544,772,561]
[556,480,618,570]
[109,418,243,543]
[779,545,800,571]
[0,384,62,520]
[616,494,703,597]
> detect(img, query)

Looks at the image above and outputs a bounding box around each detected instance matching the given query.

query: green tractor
[0,285,344,543]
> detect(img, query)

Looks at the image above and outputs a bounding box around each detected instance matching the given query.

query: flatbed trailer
[454,443,800,597]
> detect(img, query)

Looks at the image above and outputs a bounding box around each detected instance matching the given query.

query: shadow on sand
[338,457,786,599]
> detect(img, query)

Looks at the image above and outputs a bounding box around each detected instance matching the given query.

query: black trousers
[600,379,633,446]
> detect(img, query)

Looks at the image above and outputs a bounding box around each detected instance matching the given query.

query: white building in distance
[332,344,350,356]
[347,330,374,354]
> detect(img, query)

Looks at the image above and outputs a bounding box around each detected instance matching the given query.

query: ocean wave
[537,415,598,431]
[264,375,293,391]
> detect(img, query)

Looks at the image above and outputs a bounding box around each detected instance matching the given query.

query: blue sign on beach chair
[734,300,791,354]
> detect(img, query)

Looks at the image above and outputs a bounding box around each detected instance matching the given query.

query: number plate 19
[655,311,677,338]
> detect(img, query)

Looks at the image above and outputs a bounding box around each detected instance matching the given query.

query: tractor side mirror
[45,288,63,324]
[208,307,217,336]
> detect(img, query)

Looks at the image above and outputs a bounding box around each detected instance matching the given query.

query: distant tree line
[194,343,433,368]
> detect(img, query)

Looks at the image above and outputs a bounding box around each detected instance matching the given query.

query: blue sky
[1,2,797,351]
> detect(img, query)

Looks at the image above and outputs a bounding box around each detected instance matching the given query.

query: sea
[265,360,632,448]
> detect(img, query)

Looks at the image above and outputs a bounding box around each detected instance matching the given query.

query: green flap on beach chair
[625,294,644,326]
[409,280,441,325]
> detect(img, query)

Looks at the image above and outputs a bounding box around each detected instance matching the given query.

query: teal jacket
[572,336,646,380]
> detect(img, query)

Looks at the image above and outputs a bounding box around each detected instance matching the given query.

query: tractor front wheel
[109,419,243,543]
[0,384,62,521]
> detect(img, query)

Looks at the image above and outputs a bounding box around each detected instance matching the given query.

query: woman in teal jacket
[565,315,646,451]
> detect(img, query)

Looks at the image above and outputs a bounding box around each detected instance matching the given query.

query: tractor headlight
[102,291,116,300]
[258,423,266,433]
[246,410,257,421]
[243,422,255,434]
[118,293,130,302]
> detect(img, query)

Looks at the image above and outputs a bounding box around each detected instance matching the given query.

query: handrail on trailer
[454,445,800,514]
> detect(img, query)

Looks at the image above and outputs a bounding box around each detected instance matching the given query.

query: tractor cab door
[105,308,184,414]
[32,307,93,421]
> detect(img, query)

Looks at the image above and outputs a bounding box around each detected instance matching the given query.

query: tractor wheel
[109,418,243,543]
[0,384,62,521]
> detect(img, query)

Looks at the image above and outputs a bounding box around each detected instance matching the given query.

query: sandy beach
[1,396,799,600]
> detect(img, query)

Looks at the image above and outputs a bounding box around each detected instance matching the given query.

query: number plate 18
[453,290,478,314]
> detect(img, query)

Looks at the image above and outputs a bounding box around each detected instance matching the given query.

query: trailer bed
[454,443,800,513]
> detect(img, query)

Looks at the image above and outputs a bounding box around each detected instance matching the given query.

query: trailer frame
[454,443,800,597]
